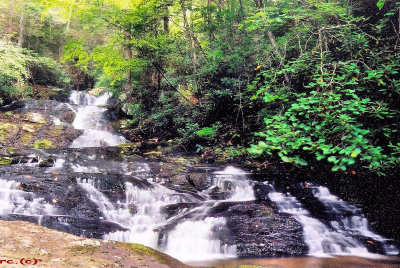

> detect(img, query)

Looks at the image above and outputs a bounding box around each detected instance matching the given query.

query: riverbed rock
[210,201,309,257]
[0,220,187,268]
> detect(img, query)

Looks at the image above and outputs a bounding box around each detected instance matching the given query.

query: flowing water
[268,183,399,257]
[0,90,398,265]
[69,90,126,148]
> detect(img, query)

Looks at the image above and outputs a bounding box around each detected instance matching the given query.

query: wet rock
[38,157,55,167]
[210,201,308,257]
[161,203,201,219]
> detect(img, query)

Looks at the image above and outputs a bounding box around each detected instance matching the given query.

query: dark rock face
[209,201,308,257]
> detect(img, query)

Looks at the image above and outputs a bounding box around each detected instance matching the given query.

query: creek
[0,91,399,266]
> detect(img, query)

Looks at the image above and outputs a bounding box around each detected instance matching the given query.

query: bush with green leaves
[0,40,70,104]
[247,0,400,174]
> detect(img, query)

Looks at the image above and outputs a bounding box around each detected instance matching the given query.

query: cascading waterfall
[267,183,399,257]
[164,166,254,262]
[0,179,56,224]
[76,166,254,262]
[311,184,399,255]
[77,178,134,225]
[69,90,126,148]
[0,89,398,265]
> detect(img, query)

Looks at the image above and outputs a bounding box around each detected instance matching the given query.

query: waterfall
[311,185,399,256]
[268,183,399,257]
[76,165,254,262]
[69,90,126,148]
[0,179,56,224]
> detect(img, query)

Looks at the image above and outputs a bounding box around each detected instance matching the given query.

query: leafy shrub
[196,127,216,140]
[0,40,70,104]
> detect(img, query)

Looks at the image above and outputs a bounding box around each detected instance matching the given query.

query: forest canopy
[1,0,400,174]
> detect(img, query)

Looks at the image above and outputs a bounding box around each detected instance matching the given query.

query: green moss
[173,166,187,175]
[33,139,54,149]
[0,123,19,144]
[68,245,97,256]
[6,147,15,154]
[143,151,162,156]
[22,124,38,133]
[50,125,63,135]
[116,243,166,264]
[118,143,135,148]
[260,208,274,217]
[0,157,12,165]
[25,112,47,124]
[21,133,34,145]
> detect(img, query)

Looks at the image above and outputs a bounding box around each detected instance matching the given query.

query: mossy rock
[22,123,39,133]
[118,142,139,155]
[0,157,12,165]
[50,125,63,135]
[143,151,163,157]
[25,112,47,124]
[68,245,97,256]
[116,243,187,268]
[0,123,19,144]
[88,87,106,96]
[5,147,15,155]
[38,157,55,167]
[61,111,75,124]
[21,133,34,145]
[33,139,54,149]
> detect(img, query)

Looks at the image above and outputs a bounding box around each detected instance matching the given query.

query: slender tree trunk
[123,38,133,91]
[181,0,197,74]
[7,0,15,41]
[66,5,72,32]
[163,6,169,35]
[18,9,24,47]
[189,4,197,73]
[207,0,214,40]
[258,0,291,86]
[266,30,291,86]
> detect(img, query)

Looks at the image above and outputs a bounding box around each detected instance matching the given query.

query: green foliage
[248,0,400,173]
[0,40,70,104]
[196,127,216,140]
[4,0,399,174]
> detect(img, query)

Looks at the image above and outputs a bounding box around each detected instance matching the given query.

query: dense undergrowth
[1,0,400,174]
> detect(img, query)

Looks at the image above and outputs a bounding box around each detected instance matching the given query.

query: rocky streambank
[0,100,81,151]
[0,147,308,258]
[0,220,187,268]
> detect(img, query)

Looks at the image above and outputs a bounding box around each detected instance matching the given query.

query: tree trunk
[18,9,24,47]
[163,6,169,35]
[66,5,72,32]
[259,0,291,86]
[123,38,133,91]
[7,0,15,41]
[207,0,214,40]
[181,0,197,74]
[266,30,291,86]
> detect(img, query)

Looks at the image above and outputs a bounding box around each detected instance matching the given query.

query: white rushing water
[69,90,126,148]
[164,166,254,262]
[268,184,399,257]
[77,165,254,262]
[0,179,56,223]
[312,185,399,256]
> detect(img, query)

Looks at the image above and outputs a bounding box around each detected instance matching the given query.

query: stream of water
[0,90,398,265]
